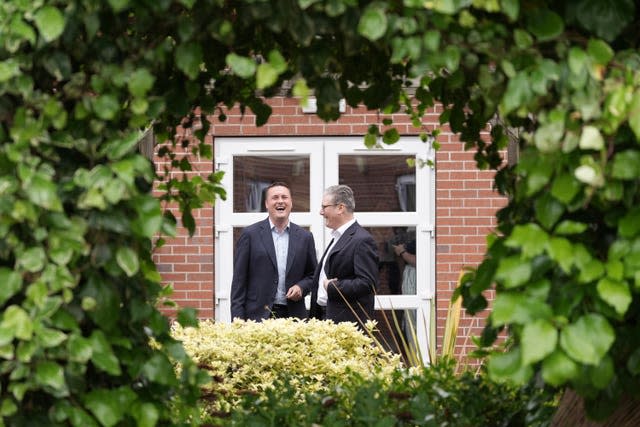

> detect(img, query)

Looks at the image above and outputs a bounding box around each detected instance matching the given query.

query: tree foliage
[2,0,640,424]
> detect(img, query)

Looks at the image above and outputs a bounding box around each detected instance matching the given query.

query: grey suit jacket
[230,218,317,321]
[309,221,379,327]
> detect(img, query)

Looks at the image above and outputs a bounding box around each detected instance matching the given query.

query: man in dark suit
[309,185,379,329]
[231,182,318,321]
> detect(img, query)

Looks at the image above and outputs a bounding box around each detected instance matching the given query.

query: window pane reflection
[339,155,416,212]
[233,155,310,212]
[365,226,417,296]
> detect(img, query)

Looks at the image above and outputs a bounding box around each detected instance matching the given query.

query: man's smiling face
[265,185,292,223]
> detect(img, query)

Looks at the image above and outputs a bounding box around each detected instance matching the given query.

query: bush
[225,359,558,426]
[172,318,403,417]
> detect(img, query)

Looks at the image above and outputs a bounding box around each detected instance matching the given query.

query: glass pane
[233,155,310,213]
[338,155,416,212]
[372,309,421,363]
[365,226,417,296]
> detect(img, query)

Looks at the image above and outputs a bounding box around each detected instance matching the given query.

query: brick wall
[153,97,506,361]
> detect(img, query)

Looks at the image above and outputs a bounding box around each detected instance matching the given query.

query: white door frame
[214,137,435,361]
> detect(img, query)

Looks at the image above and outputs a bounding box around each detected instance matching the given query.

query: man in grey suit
[309,185,379,329]
[231,182,318,321]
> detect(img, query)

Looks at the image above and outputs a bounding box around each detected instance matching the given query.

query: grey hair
[325,185,355,212]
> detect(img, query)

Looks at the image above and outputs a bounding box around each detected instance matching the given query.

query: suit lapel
[285,224,296,275]
[259,219,278,269]
[325,222,358,271]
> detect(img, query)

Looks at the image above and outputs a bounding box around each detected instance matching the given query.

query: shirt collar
[269,218,290,232]
[332,218,356,238]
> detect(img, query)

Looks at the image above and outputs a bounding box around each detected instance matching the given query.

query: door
[214,137,435,361]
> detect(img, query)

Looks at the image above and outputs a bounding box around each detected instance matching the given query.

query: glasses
[320,204,339,210]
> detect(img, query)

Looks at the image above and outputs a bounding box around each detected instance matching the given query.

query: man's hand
[323,278,338,290]
[286,284,303,301]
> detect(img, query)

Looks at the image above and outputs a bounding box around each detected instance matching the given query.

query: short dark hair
[266,181,290,192]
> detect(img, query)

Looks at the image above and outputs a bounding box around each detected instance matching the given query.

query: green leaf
[67,334,93,363]
[93,94,120,121]
[37,328,67,348]
[116,246,139,277]
[618,206,640,238]
[267,49,287,73]
[128,68,155,98]
[627,347,640,375]
[560,314,614,365]
[488,347,533,385]
[547,237,574,273]
[505,224,548,257]
[226,53,256,79]
[526,8,564,41]
[382,128,400,145]
[535,194,564,230]
[521,319,558,365]
[0,59,21,82]
[175,42,203,80]
[256,63,278,90]
[495,256,532,288]
[84,390,125,427]
[34,6,66,43]
[571,0,634,42]
[0,268,22,306]
[9,16,37,48]
[589,355,614,389]
[629,90,640,141]
[141,354,178,385]
[578,258,605,283]
[358,6,387,41]
[108,0,130,12]
[568,47,587,75]
[611,150,640,179]
[431,0,468,14]
[579,125,604,150]
[555,220,588,235]
[131,402,160,427]
[26,173,63,211]
[90,331,121,375]
[18,246,47,273]
[491,293,552,326]
[177,308,198,328]
[293,79,310,104]
[131,195,163,238]
[500,72,532,116]
[587,39,614,65]
[1,306,33,340]
[596,277,632,316]
[542,349,580,386]
[501,0,520,21]
[550,173,581,204]
[298,0,321,8]
[574,164,603,187]
[101,132,140,160]
[35,361,67,392]
[443,45,461,72]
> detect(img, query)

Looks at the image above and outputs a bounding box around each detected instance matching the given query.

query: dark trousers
[316,305,326,320]
[271,304,289,319]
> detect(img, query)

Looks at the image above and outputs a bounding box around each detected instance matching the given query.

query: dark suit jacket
[231,219,317,321]
[309,221,379,327]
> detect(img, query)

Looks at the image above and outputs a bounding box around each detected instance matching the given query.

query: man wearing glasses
[309,185,379,329]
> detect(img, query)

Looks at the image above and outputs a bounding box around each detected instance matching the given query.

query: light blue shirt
[270,220,290,305]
